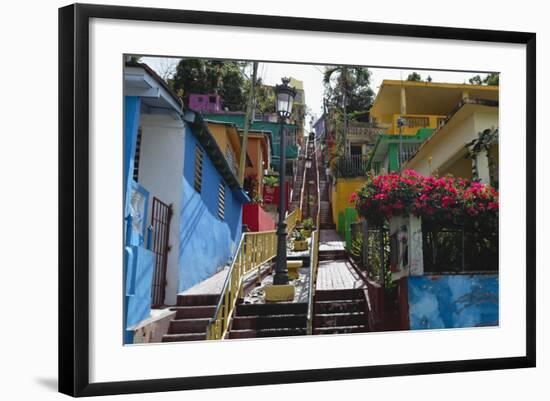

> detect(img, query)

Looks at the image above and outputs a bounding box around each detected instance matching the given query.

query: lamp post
[273,77,296,285]
[397,116,405,173]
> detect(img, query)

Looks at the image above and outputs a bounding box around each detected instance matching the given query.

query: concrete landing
[316,260,366,290]
[319,229,345,252]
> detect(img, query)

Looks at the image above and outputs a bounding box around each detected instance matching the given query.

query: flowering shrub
[351,170,498,229]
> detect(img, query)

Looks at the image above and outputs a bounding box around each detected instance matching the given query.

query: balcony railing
[334,154,369,178]
[391,114,446,135]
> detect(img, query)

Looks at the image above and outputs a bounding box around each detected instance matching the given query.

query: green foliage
[263,175,279,187]
[323,66,375,115]
[170,59,248,111]
[350,233,363,258]
[302,217,315,230]
[407,72,422,82]
[468,72,499,86]
[251,79,276,114]
[292,228,305,241]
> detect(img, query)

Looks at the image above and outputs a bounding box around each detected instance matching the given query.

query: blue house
[123,62,249,343]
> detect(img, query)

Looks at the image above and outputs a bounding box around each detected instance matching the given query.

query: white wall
[0,1,548,401]
[138,113,185,305]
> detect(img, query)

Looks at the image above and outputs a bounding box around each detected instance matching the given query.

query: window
[225,144,237,174]
[217,181,225,219]
[194,146,203,193]
[132,127,142,182]
[209,96,217,103]
[350,145,362,156]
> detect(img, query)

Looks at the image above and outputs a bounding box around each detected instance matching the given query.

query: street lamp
[273,77,296,285]
[397,116,405,172]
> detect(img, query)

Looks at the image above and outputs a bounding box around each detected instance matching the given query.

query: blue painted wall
[408,275,499,329]
[124,245,155,342]
[123,96,157,344]
[178,126,243,292]
[124,96,141,216]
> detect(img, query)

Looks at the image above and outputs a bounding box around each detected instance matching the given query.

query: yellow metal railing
[307,134,322,335]
[285,207,301,235]
[391,114,446,135]
[206,208,301,340]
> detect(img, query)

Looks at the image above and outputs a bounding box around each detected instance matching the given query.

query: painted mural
[408,275,499,329]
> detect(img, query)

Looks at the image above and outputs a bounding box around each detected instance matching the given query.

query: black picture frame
[59,3,536,397]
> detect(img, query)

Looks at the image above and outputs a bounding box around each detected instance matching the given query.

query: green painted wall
[344,207,358,250]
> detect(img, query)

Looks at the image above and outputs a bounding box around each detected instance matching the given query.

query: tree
[156,58,177,81]
[407,72,422,82]
[323,66,374,115]
[469,72,499,86]
[249,78,276,115]
[323,66,375,156]
[170,59,247,111]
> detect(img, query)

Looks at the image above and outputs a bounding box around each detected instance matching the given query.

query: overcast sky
[141,56,491,130]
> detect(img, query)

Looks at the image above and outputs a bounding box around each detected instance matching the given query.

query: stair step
[315,289,365,301]
[314,299,366,314]
[313,325,368,335]
[228,327,307,339]
[162,333,206,342]
[231,314,307,330]
[170,305,216,319]
[176,294,219,306]
[313,312,366,328]
[168,318,210,334]
[236,302,308,316]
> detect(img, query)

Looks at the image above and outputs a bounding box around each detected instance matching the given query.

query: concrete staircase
[162,294,219,342]
[227,302,308,338]
[319,200,335,229]
[312,289,369,334]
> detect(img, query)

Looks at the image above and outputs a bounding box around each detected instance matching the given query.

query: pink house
[188,93,222,113]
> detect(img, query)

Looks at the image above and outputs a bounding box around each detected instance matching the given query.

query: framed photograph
[59,2,536,397]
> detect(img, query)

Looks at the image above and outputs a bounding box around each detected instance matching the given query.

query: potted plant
[293,229,308,251]
[301,217,315,238]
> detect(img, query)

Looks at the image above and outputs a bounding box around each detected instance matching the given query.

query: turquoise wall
[408,275,499,329]
[179,126,244,292]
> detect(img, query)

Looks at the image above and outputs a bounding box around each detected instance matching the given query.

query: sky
[141,56,491,130]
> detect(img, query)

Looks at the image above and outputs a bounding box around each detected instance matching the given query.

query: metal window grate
[194,146,203,193]
[151,197,172,307]
[132,127,142,182]
[218,181,225,219]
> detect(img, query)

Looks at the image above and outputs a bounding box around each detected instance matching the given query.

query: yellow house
[404,97,499,185]
[242,130,271,198]
[331,80,499,226]
[206,120,243,176]
[370,80,499,135]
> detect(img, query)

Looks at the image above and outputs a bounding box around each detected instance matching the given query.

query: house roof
[125,61,183,111]
[404,97,499,168]
[370,80,499,120]
[124,62,249,200]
